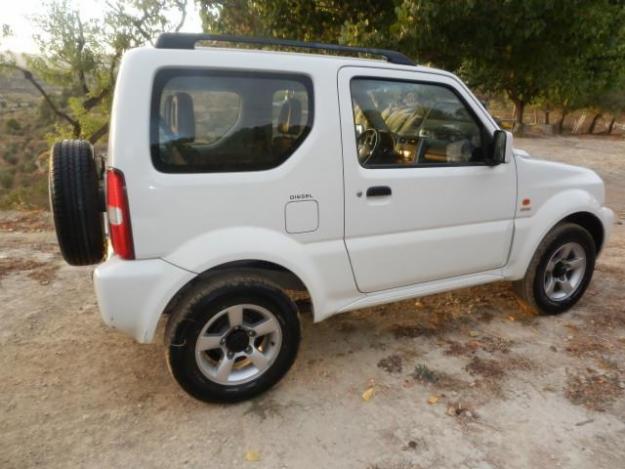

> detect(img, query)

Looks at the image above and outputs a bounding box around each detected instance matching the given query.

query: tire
[513,223,596,315]
[49,140,106,266]
[165,273,301,403]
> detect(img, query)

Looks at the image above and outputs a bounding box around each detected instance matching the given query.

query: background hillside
[0,68,56,209]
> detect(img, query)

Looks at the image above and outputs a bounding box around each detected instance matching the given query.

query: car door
[338,67,517,293]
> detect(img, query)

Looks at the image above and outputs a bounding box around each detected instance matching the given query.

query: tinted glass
[350,78,487,167]
[151,69,313,173]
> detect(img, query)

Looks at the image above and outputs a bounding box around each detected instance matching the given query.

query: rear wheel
[513,223,596,315]
[166,273,300,403]
[49,140,106,265]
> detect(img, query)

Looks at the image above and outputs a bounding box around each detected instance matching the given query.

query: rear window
[150,69,313,173]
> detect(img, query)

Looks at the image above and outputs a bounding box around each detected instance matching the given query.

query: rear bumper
[93,256,195,343]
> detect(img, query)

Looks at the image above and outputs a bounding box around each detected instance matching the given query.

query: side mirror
[488,130,507,166]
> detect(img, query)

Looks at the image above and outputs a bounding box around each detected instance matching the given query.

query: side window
[151,70,313,173]
[350,78,488,167]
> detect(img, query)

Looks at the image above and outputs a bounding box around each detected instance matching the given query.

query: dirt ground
[1,136,624,469]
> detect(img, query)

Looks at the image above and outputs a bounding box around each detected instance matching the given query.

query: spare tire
[49,140,106,266]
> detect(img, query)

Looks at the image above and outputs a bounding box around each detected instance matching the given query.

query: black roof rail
[155,33,415,66]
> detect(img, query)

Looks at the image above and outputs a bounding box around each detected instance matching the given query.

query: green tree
[0,1,188,143]
[387,0,625,129]
[198,0,396,44]
[201,1,625,132]
[106,0,188,46]
[538,60,625,134]
[199,0,268,36]
[0,24,10,46]
[533,3,625,133]
[589,88,625,134]
[0,24,11,65]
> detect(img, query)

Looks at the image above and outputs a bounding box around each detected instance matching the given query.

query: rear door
[338,67,517,293]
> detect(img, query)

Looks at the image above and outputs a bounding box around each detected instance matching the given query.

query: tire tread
[49,139,105,265]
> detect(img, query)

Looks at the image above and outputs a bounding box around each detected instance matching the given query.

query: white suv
[49,33,615,402]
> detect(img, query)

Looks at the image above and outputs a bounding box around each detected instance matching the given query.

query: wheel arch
[562,211,604,253]
[159,226,359,327]
[504,189,607,280]
[162,259,312,321]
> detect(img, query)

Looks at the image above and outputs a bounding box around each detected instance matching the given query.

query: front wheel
[513,223,596,315]
[165,274,300,403]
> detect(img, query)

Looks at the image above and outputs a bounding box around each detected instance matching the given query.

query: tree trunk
[556,111,568,134]
[1,64,82,136]
[588,113,602,134]
[512,99,525,134]
[88,122,109,144]
[544,110,550,125]
[513,99,525,125]
[608,117,616,134]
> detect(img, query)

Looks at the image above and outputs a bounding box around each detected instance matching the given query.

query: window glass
[350,78,487,167]
[151,70,313,173]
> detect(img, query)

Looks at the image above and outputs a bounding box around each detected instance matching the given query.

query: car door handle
[366,186,392,197]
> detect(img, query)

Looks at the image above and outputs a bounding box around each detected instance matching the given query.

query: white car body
[94,46,614,343]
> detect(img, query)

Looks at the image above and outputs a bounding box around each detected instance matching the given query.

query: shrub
[2,152,18,165]
[0,170,14,189]
[5,118,22,135]
[0,174,49,209]
[19,161,37,173]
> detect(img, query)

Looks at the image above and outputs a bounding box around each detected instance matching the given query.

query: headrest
[277,98,302,135]
[168,92,195,142]
[163,95,173,127]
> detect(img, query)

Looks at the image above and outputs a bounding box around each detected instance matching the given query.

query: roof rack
[155,33,415,66]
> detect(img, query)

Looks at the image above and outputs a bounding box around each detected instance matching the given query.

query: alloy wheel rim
[194,304,282,385]
[543,242,587,301]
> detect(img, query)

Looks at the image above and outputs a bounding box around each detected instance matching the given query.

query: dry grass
[410,363,469,390]
[0,210,52,232]
[377,354,403,374]
[444,336,514,356]
[0,258,58,284]
[565,369,625,412]
[465,356,505,379]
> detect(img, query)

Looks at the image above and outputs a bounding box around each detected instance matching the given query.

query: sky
[1,0,203,53]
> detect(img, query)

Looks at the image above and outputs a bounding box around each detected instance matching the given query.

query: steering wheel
[357,128,380,165]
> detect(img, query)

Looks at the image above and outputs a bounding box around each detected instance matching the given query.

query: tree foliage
[0,0,188,143]
[200,0,625,129]
[0,24,12,64]
[106,0,189,47]
[391,0,625,127]
[0,24,10,48]
[198,0,396,43]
